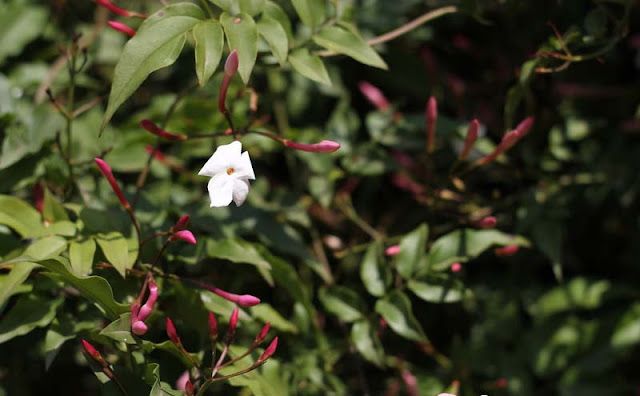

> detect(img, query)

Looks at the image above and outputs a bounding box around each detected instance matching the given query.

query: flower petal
[198,141,243,177]
[233,151,255,180]
[207,174,234,207]
[232,178,250,206]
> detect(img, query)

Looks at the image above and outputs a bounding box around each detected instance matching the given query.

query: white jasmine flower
[198,141,255,207]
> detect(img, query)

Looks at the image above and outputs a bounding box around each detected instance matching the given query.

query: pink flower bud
[33,183,44,214]
[385,245,400,256]
[459,119,479,160]
[168,230,197,244]
[208,312,218,340]
[171,215,190,232]
[95,0,132,17]
[95,158,130,209]
[475,216,497,229]
[176,370,190,391]
[451,262,462,272]
[212,288,261,307]
[515,116,534,137]
[185,380,195,396]
[145,145,167,162]
[81,339,102,362]
[401,370,419,396]
[140,119,186,140]
[166,317,182,346]
[259,337,278,361]
[224,50,239,76]
[228,308,239,334]
[138,281,158,321]
[358,81,390,111]
[283,140,341,154]
[426,96,438,153]
[495,245,519,256]
[132,320,148,335]
[254,322,270,344]
[107,21,136,37]
[477,129,519,166]
[495,378,508,389]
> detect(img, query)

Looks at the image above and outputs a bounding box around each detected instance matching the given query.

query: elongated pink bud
[254,322,270,344]
[176,370,190,391]
[459,119,479,160]
[224,50,239,76]
[140,119,186,140]
[426,96,437,153]
[138,281,158,321]
[132,320,148,335]
[95,158,130,208]
[358,81,390,111]
[401,370,419,396]
[451,262,462,272]
[95,0,146,18]
[212,288,261,307]
[171,215,190,232]
[33,183,44,214]
[107,21,136,37]
[81,340,102,361]
[166,317,182,346]
[208,312,218,340]
[515,116,534,136]
[385,245,400,256]
[259,337,278,361]
[477,129,519,166]
[185,381,194,396]
[495,245,519,256]
[283,140,341,153]
[228,308,239,334]
[475,216,497,229]
[168,230,197,244]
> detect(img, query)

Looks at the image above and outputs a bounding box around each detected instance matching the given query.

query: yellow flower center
[226,168,235,175]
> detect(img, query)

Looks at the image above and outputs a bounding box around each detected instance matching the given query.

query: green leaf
[101,3,204,132]
[396,223,428,279]
[207,238,271,270]
[612,303,640,350]
[426,228,530,272]
[37,257,129,319]
[257,16,288,65]
[239,0,265,16]
[313,26,387,69]
[0,263,36,311]
[221,12,258,84]
[291,0,326,28]
[529,277,611,318]
[208,0,232,11]
[407,279,468,303]
[0,3,47,65]
[69,238,97,276]
[96,232,132,278]
[0,195,43,238]
[250,304,298,333]
[193,19,224,87]
[351,320,385,367]
[318,286,366,322]
[42,188,69,222]
[375,290,427,342]
[288,49,331,85]
[0,294,63,344]
[263,1,293,42]
[100,313,136,344]
[360,241,389,297]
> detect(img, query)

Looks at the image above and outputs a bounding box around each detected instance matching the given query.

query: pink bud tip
[212,288,260,307]
[33,183,44,214]
[451,262,462,272]
[169,230,197,244]
[259,337,278,361]
[132,320,148,335]
[224,50,239,76]
[459,119,479,160]
[208,312,218,339]
[515,116,535,136]
[94,158,130,208]
[385,245,400,256]
[138,281,158,321]
[283,140,341,154]
[95,0,132,17]
[172,215,190,232]
[255,322,270,344]
[426,96,438,152]
[166,317,181,345]
[229,308,239,333]
[495,245,520,256]
[107,21,136,37]
[176,370,190,391]
[140,119,186,140]
[358,81,390,111]
[81,340,101,360]
[401,370,418,396]
[475,216,497,229]
[185,380,195,396]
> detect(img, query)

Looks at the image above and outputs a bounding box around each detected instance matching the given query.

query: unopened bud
[358,81,390,111]
[95,158,130,208]
[185,380,195,396]
[459,119,479,160]
[475,216,497,229]
[224,50,239,76]
[259,337,278,361]
[213,288,261,307]
[138,281,158,321]
[495,245,519,256]
[168,230,197,244]
[140,119,186,140]
[426,96,437,153]
[451,262,462,272]
[515,116,534,137]
[171,215,190,232]
[283,139,341,154]
[228,308,239,334]
[385,245,400,256]
[132,320,148,335]
[254,322,270,344]
[166,317,182,346]
[81,340,106,366]
[208,312,218,340]
[401,370,419,396]
[95,0,146,18]
[107,21,136,37]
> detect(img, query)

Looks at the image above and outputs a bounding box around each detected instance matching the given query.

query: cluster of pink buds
[130,276,158,335]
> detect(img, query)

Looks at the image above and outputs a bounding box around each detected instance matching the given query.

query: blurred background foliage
[1,0,640,395]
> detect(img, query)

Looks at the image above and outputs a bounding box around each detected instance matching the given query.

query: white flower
[198,141,255,207]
